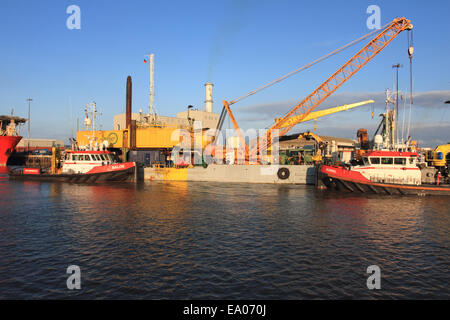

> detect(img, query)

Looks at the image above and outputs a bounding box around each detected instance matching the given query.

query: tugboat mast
[84,102,99,150]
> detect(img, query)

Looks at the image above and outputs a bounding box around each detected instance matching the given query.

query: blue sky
[1,0,449,147]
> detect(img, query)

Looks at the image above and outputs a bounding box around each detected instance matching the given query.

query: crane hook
[408,46,414,59]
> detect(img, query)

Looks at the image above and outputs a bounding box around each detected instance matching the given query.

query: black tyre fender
[277,167,290,180]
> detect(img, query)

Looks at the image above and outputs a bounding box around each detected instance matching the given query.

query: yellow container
[77,130,125,148]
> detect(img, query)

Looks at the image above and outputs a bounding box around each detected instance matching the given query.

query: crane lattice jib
[254,17,412,156]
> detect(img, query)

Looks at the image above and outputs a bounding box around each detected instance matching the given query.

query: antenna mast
[84,102,99,149]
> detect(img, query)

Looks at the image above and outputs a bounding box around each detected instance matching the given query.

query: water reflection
[0,179,448,299]
[0,167,9,175]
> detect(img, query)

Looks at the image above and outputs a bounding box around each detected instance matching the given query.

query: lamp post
[26,98,33,151]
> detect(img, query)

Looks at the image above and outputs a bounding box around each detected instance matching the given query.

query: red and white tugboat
[9,150,136,183]
[318,150,450,196]
[9,102,136,182]
[318,87,450,196]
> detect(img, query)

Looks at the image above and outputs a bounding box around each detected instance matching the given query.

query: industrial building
[16,138,65,152]
[113,108,219,132]
[113,83,219,131]
[76,79,220,166]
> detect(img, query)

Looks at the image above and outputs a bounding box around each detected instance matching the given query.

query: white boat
[9,150,136,183]
[318,150,450,196]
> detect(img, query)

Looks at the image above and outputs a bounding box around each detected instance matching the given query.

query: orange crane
[219,17,413,162]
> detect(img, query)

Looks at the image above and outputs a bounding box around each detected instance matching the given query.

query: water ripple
[0,179,449,299]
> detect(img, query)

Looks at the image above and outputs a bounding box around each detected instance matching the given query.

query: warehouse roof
[279,133,355,149]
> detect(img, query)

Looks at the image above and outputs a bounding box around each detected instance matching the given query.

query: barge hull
[143,164,316,184]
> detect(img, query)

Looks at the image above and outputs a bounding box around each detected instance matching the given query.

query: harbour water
[0,174,448,299]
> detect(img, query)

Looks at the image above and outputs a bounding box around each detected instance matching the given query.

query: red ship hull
[0,136,22,166]
[317,164,450,196]
[9,162,136,183]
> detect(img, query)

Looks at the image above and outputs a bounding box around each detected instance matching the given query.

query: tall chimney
[205,82,213,113]
[126,76,132,129]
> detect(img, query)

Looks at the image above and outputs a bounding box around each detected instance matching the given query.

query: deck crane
[218,17,413,162]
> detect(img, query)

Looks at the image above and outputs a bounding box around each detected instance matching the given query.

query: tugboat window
[394,158,406,165]
[370,157,380,164]
[381,157,393,165]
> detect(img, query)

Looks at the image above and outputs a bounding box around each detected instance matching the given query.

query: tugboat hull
[318,164,450,196]
[9,162,136,183]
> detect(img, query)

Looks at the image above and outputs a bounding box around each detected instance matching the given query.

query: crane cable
[407,29,414,140]
[228,21,392,106]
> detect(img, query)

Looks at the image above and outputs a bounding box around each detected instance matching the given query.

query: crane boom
[223,100,249,155]
[252,17,413,158]
[274,100,374,129]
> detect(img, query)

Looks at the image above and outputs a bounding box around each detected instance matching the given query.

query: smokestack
[130,120,137,150]
[126,76,132,129]
[205,82,213,113]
